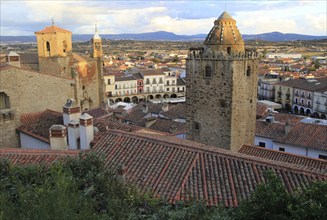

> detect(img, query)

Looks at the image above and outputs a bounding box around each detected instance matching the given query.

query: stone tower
[92,25,103,59]
[186,11,258,151]
[35,22,72,77]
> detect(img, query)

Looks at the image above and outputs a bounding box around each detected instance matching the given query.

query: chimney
[265,114,274,124]
[79,113,94,150]
[68,120,80,150]
[142,103,148,113]
[116,164,126,181]
[63,99,81,126]
[49,125,67,150]
[6,51,21,68]
[285,121,291,135]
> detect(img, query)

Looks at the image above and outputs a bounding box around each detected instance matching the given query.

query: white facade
[266,53,302,59]
[313,91,327,118]
[143,75,165,93]
[254,137,274,149]
[115,79,137,96]
[20,133,50,149]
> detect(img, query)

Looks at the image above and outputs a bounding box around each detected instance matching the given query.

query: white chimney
[49,125,67,150]
[79,113,94,150]
[142,103,148,113]
[68,120,80,150]
[63,99,81,126]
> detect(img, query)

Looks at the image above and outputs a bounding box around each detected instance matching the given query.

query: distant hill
[1,31,325,43]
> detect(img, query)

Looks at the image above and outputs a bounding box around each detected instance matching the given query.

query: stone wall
[0,66,75,148]
[186,54,258,151]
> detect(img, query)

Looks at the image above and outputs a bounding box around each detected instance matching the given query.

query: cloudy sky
[1,0,326,36]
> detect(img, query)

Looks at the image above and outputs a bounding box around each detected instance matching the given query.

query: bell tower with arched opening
[185,11,258,151]
[35,20,72,77]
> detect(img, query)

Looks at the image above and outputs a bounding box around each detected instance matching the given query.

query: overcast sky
[1,0,326,36]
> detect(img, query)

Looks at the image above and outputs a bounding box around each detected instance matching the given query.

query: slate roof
[18,109,63,143]
[239,145,327,175]
[115,75,136,82]
[274,122,327,151]
[0,148,78,166]
[90,129,326,207]
[176,78,186,86]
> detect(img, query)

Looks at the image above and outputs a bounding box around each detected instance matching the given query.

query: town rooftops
[35,25,72,34]
[239,145,327,175]
[274,122,327,151]
[0,148,78,166]
[140,69,165,76]
[275,78,327,92]
[115,75,136,82]
[90,129,326,207]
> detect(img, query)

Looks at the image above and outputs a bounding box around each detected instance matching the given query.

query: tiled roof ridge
[0,148,79,155]
[101,129,326,177]
[240,145,327,163]
[20,109,62,126]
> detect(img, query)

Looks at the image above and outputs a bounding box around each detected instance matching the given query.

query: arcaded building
[186,11,259,151]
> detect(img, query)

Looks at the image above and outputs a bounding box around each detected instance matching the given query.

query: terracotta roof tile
[274,122,327,151]
[90,129,326,207]
[239,145,327,175]
[35,25,72,34]
[18,109,63,142]
[0,148,78,166]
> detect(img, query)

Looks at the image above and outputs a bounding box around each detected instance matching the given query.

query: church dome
[204,11,244,55]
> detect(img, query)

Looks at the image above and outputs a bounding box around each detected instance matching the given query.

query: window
[166,88,170,92]
[227,47,231,55]
[258,142,266,148]
[220,99,226,108]
[166,81,170,86]
[246,66,251,76]
[46,41,51,52]
[194,122,200,131]
[0,92,10,109]
[115,85,117,89]
[279,147,285,152]
[205,66,212,78]
[318,155,327,160]
[107,79,111,85]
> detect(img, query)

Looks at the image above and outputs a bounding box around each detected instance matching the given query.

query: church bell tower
[92,24,103,59]
[186,11,258,151]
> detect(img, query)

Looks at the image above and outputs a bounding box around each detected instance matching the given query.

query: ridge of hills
[1,31,326,43]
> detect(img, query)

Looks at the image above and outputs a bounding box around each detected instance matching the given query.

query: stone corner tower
[35,22,72,77]
[186,11,258,151]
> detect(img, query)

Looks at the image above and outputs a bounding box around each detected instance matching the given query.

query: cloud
[1,0,326,36]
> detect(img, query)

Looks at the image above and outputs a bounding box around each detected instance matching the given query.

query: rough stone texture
[186,53,258,151]
[0,66,75,148]
[185,11,258,151]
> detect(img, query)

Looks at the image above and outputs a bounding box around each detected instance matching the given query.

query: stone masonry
[186,11,259,151]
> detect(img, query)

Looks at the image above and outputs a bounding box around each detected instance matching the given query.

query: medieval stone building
[0,23,105,148]
[186,11,259,151]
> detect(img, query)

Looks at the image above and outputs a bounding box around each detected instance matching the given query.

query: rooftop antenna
[51,17,55,26]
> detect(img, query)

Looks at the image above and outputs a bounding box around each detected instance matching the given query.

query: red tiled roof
[35,25,72,34]
[18,109,63,143]
[91,129,326,207]
[148,118,186,135]
[274,123,327,151]
[256,103,268,119]
[83,107,110,119]
[255,120,285,139]
[239,145,327,175]
[0,148,79,166]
